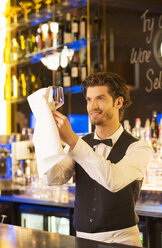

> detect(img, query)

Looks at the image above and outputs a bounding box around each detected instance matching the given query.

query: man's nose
[91,99,98,108]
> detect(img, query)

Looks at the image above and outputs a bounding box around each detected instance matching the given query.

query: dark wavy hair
[81,72,132,121]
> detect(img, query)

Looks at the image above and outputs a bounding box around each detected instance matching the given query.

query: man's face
[86,86,116,126]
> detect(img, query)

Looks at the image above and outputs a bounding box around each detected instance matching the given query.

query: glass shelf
[7,38,87,67]
[6,0,87,32]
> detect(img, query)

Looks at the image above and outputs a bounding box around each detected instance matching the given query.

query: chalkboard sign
[104,1,162,93]
[102,0,162,124]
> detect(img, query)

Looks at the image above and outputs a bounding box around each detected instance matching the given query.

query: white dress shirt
[40,125,153,247]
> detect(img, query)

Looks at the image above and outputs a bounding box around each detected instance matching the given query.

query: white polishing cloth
[27,87,66,178]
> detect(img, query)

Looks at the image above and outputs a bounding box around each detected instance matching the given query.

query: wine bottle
[150,111,159,152]
[80,14,87,39]
[64,13,72,44]
[57,15,64,46]
[71,52,80,86]
[55,65,63,86]
[63,60,71,87]
[93,13,101,39]
[80,56,87,81]
[72,9,79,41]
[47,21,53,48]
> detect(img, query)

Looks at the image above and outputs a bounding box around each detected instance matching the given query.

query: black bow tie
[91,138,113,147]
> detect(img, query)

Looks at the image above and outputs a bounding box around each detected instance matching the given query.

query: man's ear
[115,96,124,110]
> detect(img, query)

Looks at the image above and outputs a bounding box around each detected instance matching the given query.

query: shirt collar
[94,125,124,146]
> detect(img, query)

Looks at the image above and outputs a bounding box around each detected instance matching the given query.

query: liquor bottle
[28,67,36,94]
[55,65,63,86]
[40,24,46,50]
[72,9,79,41]
[31,29,38,53]
[71,52,80,86]
[18,70,23,98]
[123,120,131,133]
[63,59,71,87]
[57,15,64,46]
[26,29,33,54]
[20,69,27,97]
[80,14,87,39]
[36,25,42,51]
[11,36,19,61]
[3,36,10,63]
[132,118,142,140]
[47,21,53,48]
[19,33,26,58]
[64,12,72,44]
[4,74,11,101]
[144,118,151,144]
[150,111,159,152]
[13,73,19,99]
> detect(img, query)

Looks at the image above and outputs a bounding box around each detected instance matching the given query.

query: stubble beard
[89,111,113,126]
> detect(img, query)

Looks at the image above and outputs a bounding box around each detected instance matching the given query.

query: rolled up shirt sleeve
[69,138,153,192]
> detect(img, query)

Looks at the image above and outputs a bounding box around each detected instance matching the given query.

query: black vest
[73,130,143,233]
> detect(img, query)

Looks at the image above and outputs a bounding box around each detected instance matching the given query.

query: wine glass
[49,86,64,110]
[19,1,33,22]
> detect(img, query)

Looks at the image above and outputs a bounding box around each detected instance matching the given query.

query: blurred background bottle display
[124,112,162,190]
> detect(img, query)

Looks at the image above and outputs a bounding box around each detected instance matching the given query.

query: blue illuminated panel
[67,114,89,135]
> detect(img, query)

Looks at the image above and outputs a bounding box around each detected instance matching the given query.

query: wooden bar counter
[0,223,140,248]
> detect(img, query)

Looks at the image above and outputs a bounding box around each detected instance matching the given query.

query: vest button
[94,198,97,201]
[93,208,96,212]
[90,219,93,223]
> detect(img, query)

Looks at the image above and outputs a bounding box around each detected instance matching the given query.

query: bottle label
[81,66,87,81]
[80,21,86,38]
[64,33,72,44]
[63,75,71,87]
[72,23,78,33]
[71,67,79,77]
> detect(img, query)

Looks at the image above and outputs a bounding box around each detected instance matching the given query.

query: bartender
[39,72,152,247]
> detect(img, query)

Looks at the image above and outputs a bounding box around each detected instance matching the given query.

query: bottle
[132,118,142,140]
[26,29,32,54]
[72,9,79,41]
[63,59,71,87]
[28,67,36,94]
[144,118,151,144]
[3,36,11,63]
[93,13,101,39]
[64,12,72,44]
[80,55,87,81]
[4,74,11,101]
[36,25,42,51]
[19,33,26,58]
[57,15,64,46]
[123,120,131,133]
[11,36,19,61]
[55,64,63,86]
[20,69,27,97]
[71,52,80,86]
[150,111,159,153]
[40,24,46,50]
[80,14,87,39]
